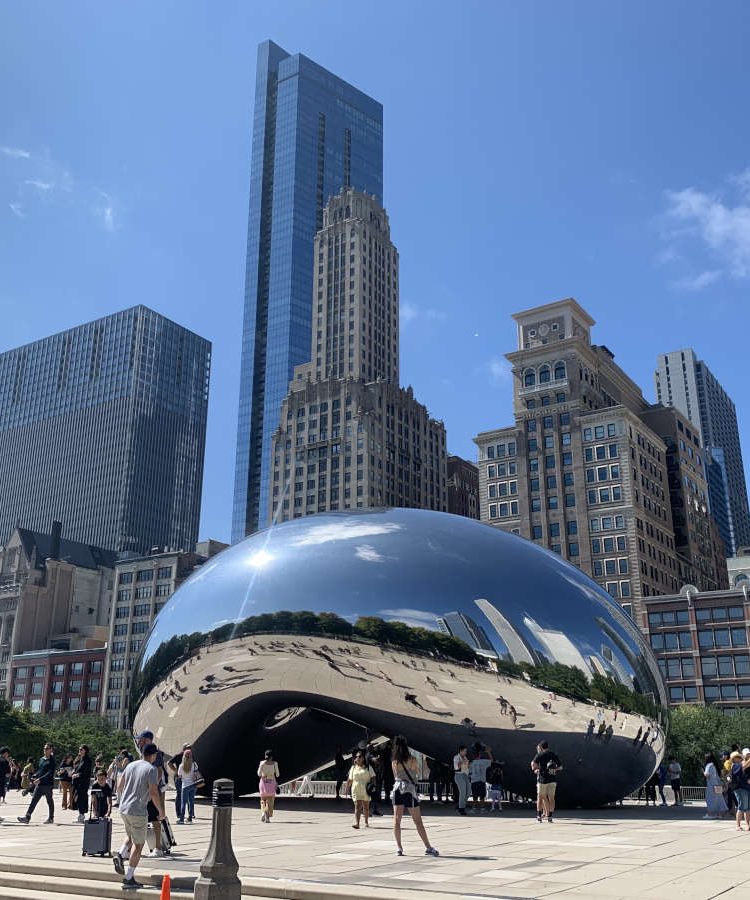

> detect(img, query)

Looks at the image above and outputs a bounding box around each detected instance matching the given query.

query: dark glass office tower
[0,306,210,554]
[232,40,383,539]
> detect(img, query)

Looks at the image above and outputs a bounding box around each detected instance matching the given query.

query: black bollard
[193,779,241,900]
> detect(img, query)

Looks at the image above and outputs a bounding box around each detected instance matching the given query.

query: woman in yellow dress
[346,750,375,829]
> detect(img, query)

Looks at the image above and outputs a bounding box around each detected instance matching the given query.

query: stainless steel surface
[131,509,667,805]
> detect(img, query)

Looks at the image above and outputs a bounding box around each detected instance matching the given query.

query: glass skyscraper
[655,348,750,556]
[232,40,383,539]
[0,306,210,555]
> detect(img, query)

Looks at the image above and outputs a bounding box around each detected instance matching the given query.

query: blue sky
[2,1,749,544]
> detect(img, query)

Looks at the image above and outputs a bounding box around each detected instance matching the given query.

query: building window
[554,362,566,380]
[136,569,153,582]
[118,572,133,585]
[532,525,543,539]
[539,365,551,383]
[523,369,536,387]
[549,523,560,538]
[156,566,173,580]
[568,542,580,557]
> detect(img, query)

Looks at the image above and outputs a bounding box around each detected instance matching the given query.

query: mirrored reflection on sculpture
[131,509,667,806]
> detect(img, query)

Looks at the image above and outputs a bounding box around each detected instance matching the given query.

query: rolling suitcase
[82,816,112,857]
[146,818,176,854]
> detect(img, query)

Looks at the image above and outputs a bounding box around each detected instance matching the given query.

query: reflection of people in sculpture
[585,720,594,739]
[508,706,518,728]
[497,696,508,715]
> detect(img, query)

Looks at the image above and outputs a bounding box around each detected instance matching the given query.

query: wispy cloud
[399,303,447,327]
[668,270,721,292]
[659,169,750,288]
[488,357,511,386]
[2,145,115,230]
[1,146,31,159]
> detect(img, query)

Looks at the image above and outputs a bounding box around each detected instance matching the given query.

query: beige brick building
[474,299,692,618]
[270,189,446,521]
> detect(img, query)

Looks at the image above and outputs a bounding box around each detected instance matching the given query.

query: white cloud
[488,357,511,386]
[93,189,116,232]
[0,146,30,159]
[662,171,750,282]
[24,179,53,192]
[668,270,722,292]
[9,202,25,218]
[399,303,447,327]
[355,544,386,563]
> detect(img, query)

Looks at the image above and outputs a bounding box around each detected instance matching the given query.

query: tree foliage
[666,704,750,783]
[0,700,131,765]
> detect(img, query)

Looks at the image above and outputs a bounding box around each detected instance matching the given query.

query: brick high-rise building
[474,299,684,618]
[270,189,446,521]
[447,455,479,519]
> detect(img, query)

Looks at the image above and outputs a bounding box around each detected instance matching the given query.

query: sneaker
[112,854,125,876]
[536,813,543,823]
[43,818,54,824]
[148,848,164,858]
[176,819,184,825]
[396,848,404,856]
[425,847,440,857]
[547,815,554,823]
[187,817,193,823]
[122,877,143,889]
[457,808,467,816]
[76,814,85,823]
[17,816,29,824]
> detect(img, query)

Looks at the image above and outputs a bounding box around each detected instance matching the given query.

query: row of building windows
[14,696,98,712]
[527,433,572,451]
[15,660,101,678]
[488,501,519,519]
[651,627,748,651]
[583,423,618,441]
[522,362,567,386]
[118,566,173,585]
[584,443,619,462]
[525,392,567,409]
[14,677,100,695]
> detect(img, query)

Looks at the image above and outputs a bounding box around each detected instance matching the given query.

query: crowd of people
[0,733,203,890]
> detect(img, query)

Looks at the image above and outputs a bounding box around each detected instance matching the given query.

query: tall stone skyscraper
[0,306,210,555]
[655,349,750,556]
[233,40,383,539]
[269,189,447,520]
[474,299,726,619]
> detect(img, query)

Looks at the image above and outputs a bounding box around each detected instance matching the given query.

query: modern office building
[233,40,384,539]
[474,299,683,619]
[0,522,115,700]
[655,349,750,556]
[103,540,227,728]
[269,189,446,521]
[642,585,750,709]
[447,455,479,519]
[436,611,496,657]
[0,306,211,555]
[9,647,106,714]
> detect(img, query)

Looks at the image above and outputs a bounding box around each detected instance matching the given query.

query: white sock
[125,866,135,880]
[118,844,129,859]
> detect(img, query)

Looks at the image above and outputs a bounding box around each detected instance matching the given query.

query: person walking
[667,756,683,806]
[57,754,74,810]
[487,758,505,811]
[334,746,347,801]
[112,742,165,890]
[178,748,201,824]
[0,747,10,806]
[71,745,93,823]
[469,744,492,814]
[703,753,728,818]
[257,750,279,823]
[391,735,439,857]
[346,749,375,829]
[135,730,168,856]
[91,768,113,819]
[20,758,34,795]
[17,743,56,824]
[168,742,191,823]
[730,749,750,830]
[453,745,470,816]
[531,740,562,823]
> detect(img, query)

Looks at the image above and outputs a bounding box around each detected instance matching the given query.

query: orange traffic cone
[160,873,171,900]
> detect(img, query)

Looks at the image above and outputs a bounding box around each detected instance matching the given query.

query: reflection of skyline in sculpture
[436,611,497,658]
[474,598,536,664]
[600,643,633,688]
[523,615,592,676]
[130,508,668,806]
[595,615,667,707]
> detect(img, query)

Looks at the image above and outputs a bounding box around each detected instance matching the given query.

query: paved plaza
[1,790,749,899]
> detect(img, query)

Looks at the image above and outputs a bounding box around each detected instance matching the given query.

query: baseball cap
[743,748,750,757]
[142,742,158,757]
[136,730,154,740]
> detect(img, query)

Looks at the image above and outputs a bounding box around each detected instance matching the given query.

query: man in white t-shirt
[667,756,682,806]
